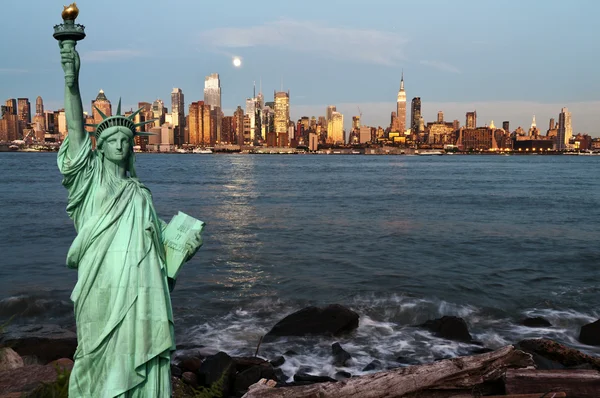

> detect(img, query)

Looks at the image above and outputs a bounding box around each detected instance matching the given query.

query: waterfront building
[466,111,477,129]
[221,116,234,144]
[557,107,572,150]
[274,91,290,146]
[17,98,31,124]
[308,132,318,151]
[410,97,421,138]
[57,109,67,141]
[327,111,344,144]
[0,113,21,142]
[204,73,221,109]
[151,99,166,128]
[91,90,112,125]
[188,101,211,146]
[33,96,45,133]
[395,72,406,133]
[326,105,336,122]
[359,126,371,143]
[171,88,186,146]
[233,106,244,145]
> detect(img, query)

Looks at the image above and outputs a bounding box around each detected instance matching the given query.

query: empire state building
[395,72,406,134]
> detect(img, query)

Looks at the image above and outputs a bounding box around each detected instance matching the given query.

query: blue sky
[1,0,599,135]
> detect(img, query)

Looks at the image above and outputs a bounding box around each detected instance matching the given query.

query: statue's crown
[86,98,156,140]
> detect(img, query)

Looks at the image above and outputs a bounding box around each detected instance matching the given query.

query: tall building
[557,107,572,150]
[396,72,406,133]
[188,101,211,146]
[204,73,221,109]
[151,99,166,128]
[502,121,510,132]
[466,111,477,129]
[410,97,421,136]
[437,111,444,123]
[274,91,290,146]
[352,116,361,130]
[171,88,186,145]
[35,96,44,116]
[17,98,31,124]
[92,90,112,125]
[233,106,244,145]
[549,118,555,130]
[327,111,344,144]
[326,105,336,122]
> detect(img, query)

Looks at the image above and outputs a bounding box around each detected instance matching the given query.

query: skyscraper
[92,90,112,125]
[466,111,477,129]
[396,72,406,133]
[410,97,421,137]
[233,106,244,145]
[17,98,31,124]
[502,121,510,132]
[327,111,344,144]
[35,96,44,116]
[151,99,166,128]
[274,91,290,146]
[557,107,572,150]
[204,73,221,109]
[188,101,211,146]
[171,88,185,145]
[437,111,444,124]
[326,105,336,122]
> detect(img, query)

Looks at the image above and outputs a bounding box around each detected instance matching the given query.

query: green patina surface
[54,5,203,397]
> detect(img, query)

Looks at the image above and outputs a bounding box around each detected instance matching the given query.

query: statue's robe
[58,135,174,397]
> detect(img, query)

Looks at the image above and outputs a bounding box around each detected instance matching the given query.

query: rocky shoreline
[1,304,599,397]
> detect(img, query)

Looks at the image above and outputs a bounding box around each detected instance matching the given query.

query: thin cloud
[199,19,409,66]
[81,50,145,63]
[419,60,461,74]
[0,68,28,74]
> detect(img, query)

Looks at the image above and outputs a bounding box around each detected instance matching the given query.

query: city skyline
[1,0,599,135]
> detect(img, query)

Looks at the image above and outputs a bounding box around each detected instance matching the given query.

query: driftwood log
[243,345,534,398]
[505,369,600,398]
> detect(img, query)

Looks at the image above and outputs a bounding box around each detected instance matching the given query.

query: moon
[232,57,242,67]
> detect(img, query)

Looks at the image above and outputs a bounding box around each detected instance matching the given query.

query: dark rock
[0,324,77,364]
[172,347,217,366]
[516,338,600,371]
[521,316,552,328]
[419,316,472,342]
[264,305,359,341]
[273,368,288,383]
[170,364,182,378]
[334,370,352,380]
[293,373,337,383]
[331,342,352,367]
[270,355,285,368]
[179,357,202,373]
[233,356,268,373]
[362,359,382,372]
[181,371,199,388]
[47,358,73,372]
[470,347,494,355]
[196,351,235,397]
[297,366,314,374]
[283,350,298,357]
[0,364,60,394]
[233,360,276,393]
[579,319,600,346]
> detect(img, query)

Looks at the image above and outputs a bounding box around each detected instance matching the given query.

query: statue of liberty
[54,4,203,397]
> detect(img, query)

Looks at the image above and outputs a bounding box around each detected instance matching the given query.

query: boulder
[172,346,217,366]
[293,373,337,383]
[0,364,60,394]
[516,338,600,370]
[331,342,352,367]
[233,360,276,394]
[362,359,382,372]
[270,356,285,368]
[334,370,352,380]
[196,351,235,397]
[264,305,359,340]
[181,371,199,388]
[521,316,552,328]
[0,324,77,364]
[47,358,73,372]
[0,348,23,371]
[419,316,472,342]
[579,319,600,346]
[179,357,202,373]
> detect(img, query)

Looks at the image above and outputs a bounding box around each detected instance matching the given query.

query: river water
[1,152,599,378]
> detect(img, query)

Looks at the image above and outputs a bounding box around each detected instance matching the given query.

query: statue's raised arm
[54,3,86,159]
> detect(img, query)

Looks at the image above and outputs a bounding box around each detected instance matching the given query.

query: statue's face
[101,130,131,164]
